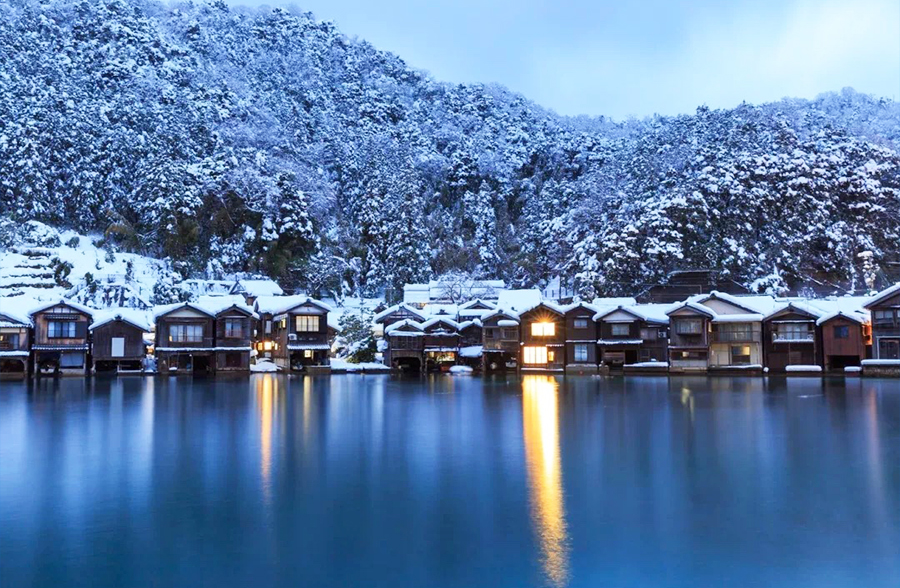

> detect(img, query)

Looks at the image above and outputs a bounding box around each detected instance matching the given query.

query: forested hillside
[1,0,898,300]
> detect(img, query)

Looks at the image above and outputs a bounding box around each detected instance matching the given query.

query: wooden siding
[92,321,146,360]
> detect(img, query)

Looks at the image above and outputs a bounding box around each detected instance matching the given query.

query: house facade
[384,319,425,371]
[865,284,900,360]
[0,309,31,374]
[90,313,150,372]
[595,305,668,370]
[214,304,255,372]
[564,302,599,373]
[481,310,519,372]
[518,302,566,372]
[422,317,460,371]
[269,298,331,372]
[699,293,765,372]
[667,302,713,372]
[818,312,870,370]
[762,303,820,372]
[29,300,93,376]
[154,303,216,374]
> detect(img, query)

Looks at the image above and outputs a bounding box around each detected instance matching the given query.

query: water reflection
[522,375,569,587]
[255,374,278,502]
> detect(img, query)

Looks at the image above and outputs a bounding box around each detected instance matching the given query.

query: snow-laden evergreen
[1,0,898,300]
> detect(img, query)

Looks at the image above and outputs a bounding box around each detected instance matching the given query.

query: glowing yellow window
[531,322,555,337]
[548,350,555,362]
[523,346,548,364]
[303,350,313,358]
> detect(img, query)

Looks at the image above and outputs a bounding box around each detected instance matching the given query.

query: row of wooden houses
[1,283,898,377]
[0,295,335,376]
[376,285,900,375]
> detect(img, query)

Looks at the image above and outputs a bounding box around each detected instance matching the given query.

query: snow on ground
[250,359,279,372]
[449,365,474,374]
[785,365,823,373]
[330,359,390,372]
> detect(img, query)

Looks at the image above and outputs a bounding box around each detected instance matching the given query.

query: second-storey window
[833,325,849,339]
[295,315,320,332]
[611,323,630,336]
[573,318,588,329]
[170,324,203,343]
[224,318,243,338]
[48,321,76,338]
[675,319,703,334]
[530,322,555,337]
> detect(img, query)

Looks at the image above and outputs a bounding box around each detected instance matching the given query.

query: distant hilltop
[1,1,898,301]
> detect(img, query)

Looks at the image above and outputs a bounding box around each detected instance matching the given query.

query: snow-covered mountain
[1,0,898,299]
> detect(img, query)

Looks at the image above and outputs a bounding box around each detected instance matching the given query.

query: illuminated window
[531,322,555,337]
[303,350,313,358]
[295,315,320,332]
[731,345,751,365]
[548,350,555,362]
[523,346,548,364]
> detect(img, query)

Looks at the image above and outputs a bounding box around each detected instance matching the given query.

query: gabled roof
[0,296,36,327]
[562,301,603,315]
[89,308,152,332]
[153,301,216,319]
[694,291,765,314]
[457,319,483,330]
[481,308,520,323]
[763,301,823,321]
[459,299,496,311]
[373,303,428,323]
[421,316,460,331]
[864,283,900,309]
[816,310,868,326]
[255,295,331,316]
[229,279,284,297]
[666,300,716,318]
[594,305,644,323]
[518,300,567,317]
[384,319,424,335]
[28,298,94,318]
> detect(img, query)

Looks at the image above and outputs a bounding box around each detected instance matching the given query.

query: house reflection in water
[522,375,570,587]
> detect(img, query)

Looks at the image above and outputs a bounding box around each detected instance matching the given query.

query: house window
[531,322,555,337]
[0,333,20,348]
[170,324,203,343]
[833,325,849,339]
[48,321,76,338]
[873,310,894,325]
[304,350,313,358]
[731,345,751,365]
[611,324,630,336]
[573,344,588,362]
[878,339,899,359]
[548,350,556,362]
[224,318,243,338]
[295,315,320,332]
[640,328,657,340]
[485,328,496,339]
[573,318,588,329]
[523,346,548,364]
[675,319,703,334]
[774,322,812,341]
[502,328,518,340]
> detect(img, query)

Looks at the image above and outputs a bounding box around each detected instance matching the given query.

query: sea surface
[0,374,898,588]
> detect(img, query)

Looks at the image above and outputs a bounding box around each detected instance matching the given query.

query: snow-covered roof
[459,299,497,311]
[230,279,284,297]
[763,301,824,321]
[864,283,900,309]
[693,291,776,314]
[89,308,152,332]
[816,310,867,326]
[0,296,38,326]
[28,298,94,318]
[562,301,603,315]
[666,300,717,318]
[590,297,637,310]
[594,304,670,324]
[403,279,506,304]
[255,295,331,316]
[712,313,764,323]
[153,301,216,319]
[518,300,567,317]
[372,303,427,323]
[384,319,424,335]
[421,316,460,331]
[481,308,520,323]
[457,319,482,330]
[496,289,542,312]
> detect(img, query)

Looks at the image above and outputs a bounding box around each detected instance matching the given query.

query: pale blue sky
[229,0,900,119]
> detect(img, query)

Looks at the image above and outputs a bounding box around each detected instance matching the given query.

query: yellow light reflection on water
[256,374,278,502]
[522,375,570,587]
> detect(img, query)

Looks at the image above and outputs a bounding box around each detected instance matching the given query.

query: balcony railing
[712,330,760,343]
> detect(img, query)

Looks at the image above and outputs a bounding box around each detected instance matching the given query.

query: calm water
[0,375,898,588]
